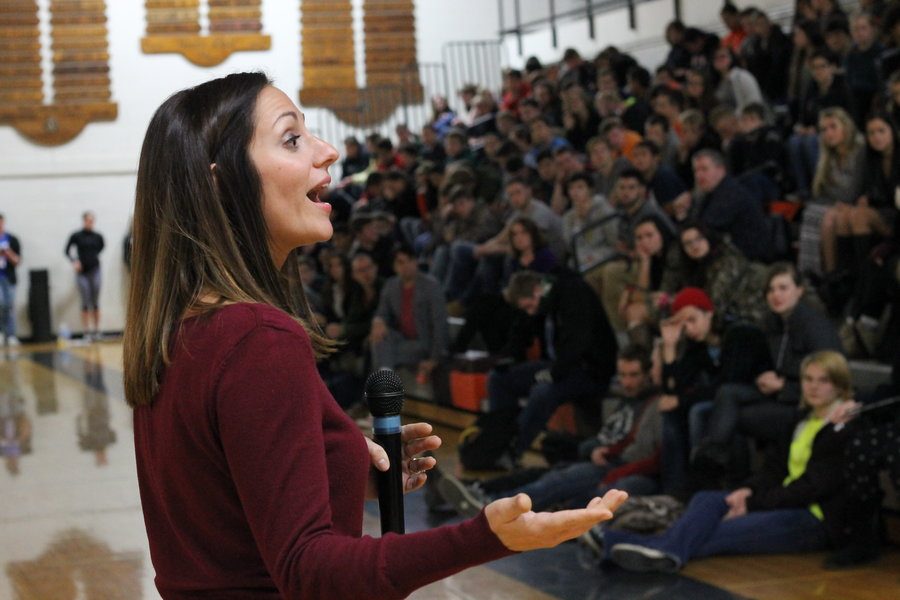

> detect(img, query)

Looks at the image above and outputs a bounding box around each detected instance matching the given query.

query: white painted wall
[0,0,501,339]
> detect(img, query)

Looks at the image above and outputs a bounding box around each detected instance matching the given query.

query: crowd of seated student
[295,0,900,571]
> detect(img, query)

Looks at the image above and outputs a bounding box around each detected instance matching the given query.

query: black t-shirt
[65,229,105,273]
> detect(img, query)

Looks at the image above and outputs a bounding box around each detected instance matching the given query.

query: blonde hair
[812,107,863,197]
[800,350,852,408]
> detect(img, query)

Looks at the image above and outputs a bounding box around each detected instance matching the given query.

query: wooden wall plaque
[141,0,271,67]
[298,0,423,127]
[0,0,118,146]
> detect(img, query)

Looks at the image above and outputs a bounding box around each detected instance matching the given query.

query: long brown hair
[124,72,333,408]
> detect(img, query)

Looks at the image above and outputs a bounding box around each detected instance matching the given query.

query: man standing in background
[65,211,105,341]
[0,214,22,347]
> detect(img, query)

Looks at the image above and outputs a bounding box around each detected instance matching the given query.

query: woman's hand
[365,422,442,499]
[485,489,628,551]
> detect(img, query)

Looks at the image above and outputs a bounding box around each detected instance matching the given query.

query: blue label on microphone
[373,415,402,435]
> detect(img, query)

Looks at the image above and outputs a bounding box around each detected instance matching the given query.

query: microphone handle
[374,417,405,535]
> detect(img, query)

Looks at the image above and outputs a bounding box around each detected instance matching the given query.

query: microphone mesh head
[365,368,405,417]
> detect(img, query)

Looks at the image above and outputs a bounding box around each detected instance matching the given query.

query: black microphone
[365,368,405,535]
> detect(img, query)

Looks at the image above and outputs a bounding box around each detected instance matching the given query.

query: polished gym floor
[1,341,898,599]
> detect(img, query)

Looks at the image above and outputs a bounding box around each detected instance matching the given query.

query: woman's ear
[210,163,217,182]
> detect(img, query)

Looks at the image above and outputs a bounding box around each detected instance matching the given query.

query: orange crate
[449,370,487,412]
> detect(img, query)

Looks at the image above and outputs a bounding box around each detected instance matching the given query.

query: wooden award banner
[141,0,271,67]
[298,0,423,127]
[0,0,117,146]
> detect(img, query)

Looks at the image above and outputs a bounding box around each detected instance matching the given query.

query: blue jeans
[689,400,714,449]
[603,490,827,567]
[0,277,14,337]
[443,241,504,303]
[787,132,819,196]
[370,330,428,370]
[488,361,600,457]
[504,462,658,511]
[703,383,767,445]
[508,460,614,511]
[430,244,450,284]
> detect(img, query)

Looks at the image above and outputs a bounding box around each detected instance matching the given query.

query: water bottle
[58,323,71,347]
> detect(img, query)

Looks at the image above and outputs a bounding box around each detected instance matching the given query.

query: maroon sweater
[134,303,510,599]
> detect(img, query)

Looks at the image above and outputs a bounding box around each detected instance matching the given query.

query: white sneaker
[5,336,19,347]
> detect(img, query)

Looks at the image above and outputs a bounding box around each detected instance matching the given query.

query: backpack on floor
[607,495,685,534]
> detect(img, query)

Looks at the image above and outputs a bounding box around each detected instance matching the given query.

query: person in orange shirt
[601,117,643,163]
[720,2,746,54]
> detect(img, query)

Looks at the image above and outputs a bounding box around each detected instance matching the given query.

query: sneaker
[578,524,605,558]
[610,543,680,573]
[436,473,488,518]
[5,336,19,347]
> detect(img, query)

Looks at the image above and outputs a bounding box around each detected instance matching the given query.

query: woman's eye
[285,134,300,148]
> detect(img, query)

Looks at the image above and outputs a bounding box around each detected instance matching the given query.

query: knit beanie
[670,287,714,314]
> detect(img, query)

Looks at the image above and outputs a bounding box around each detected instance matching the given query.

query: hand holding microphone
[365,369,441,534]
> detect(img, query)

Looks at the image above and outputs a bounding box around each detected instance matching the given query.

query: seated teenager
[631,140,687,211]
[561,171,619,273]
[504,216,561,282]
[370,246,449,383]
[482,270,618,465]
[729,103,790,193]
[655,287,771,496]
[617,215,681,342]
[661,223,768,327]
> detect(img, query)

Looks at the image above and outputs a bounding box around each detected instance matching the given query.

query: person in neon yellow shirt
[585,350,853,572]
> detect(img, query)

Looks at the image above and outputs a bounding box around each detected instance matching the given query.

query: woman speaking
[123,72,626,599]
